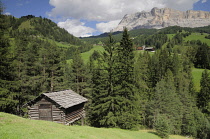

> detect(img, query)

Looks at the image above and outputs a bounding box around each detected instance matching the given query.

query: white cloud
[50,0,201,36]
[96,20,121,33]
[163,0,199,11]
[49,0,200,21]
[201,0,207,3]
[4,12,11,15]
[57,19,96,37]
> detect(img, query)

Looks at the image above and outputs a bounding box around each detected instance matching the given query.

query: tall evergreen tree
[38,41,67,93]
[134,51,151,125]
[115,28,141,129]
[151,70,182,134]
[90,34,119,127]
[198,69,210,117]
[90,60,109,127]
[0,2,18,114]
[194,44,210,69]
[70,49,88,97]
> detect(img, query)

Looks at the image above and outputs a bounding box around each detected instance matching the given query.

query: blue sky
[2,0,210,37]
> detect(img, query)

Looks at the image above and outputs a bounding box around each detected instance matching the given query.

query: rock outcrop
[112,7,210,32]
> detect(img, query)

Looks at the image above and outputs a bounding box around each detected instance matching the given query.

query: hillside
[6,15,84,46]
[4,14,93,60]
[82,25,210,46]
[0,112,191,139]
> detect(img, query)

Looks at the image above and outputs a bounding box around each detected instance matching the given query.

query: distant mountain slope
[6,15,84,46]
[113,7,210,32]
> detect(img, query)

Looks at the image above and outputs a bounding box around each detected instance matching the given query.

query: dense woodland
[1,2,210,139]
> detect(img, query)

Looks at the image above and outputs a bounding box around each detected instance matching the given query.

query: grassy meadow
[184,33,210,46]
[192,68,210,92]
[66,45,104,64]
[81,45,104,63]
[0,112,192,139]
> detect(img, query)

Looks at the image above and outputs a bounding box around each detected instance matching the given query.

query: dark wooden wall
[28,97,65,124]
[65,103,85,125]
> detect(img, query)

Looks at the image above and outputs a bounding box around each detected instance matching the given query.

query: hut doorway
[39,104,52,121]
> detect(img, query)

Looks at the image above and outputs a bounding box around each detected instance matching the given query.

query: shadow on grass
[148,131,167,139]
[148,131,158,136]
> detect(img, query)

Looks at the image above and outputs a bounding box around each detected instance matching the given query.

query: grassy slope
[0,112,190,139]
[81,45,104,63]
[184,33,210,46]
[19,20,34,30]
[66,45,104,64]
[192,68,210,92]
[167,33,210,46]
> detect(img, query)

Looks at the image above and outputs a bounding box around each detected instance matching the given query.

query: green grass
[135,50,155,56]
[192,68,210,92]
[184,33,210,46]
[167,33,210,46]
[67,45,104,64]
[81,45,104,62]
[55,42,73,48]
[79,45,155,64]
[19,20,34,30]
[0,112,191,139]
[167,34,175,40]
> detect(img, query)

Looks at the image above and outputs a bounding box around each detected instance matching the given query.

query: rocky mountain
[113,7,210,32]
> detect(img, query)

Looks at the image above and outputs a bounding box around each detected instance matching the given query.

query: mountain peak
[112,7,210,32]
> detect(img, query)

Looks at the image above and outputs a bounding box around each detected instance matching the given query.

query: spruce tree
[90,34,119,127]
[0,3,18,114]
[90,61,109,127]
[115,28,140,129]
[38,41,67,93]
[134,51,151,125]
[198,69,210,116]
[70,49,88,97]
[152,70,182,134]
[194,44,210,69]
[154,114,170,138]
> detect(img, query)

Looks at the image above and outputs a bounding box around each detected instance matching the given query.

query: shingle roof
[43,90,87,109]
[24,90,88,109]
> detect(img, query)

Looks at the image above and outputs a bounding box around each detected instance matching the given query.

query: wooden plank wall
[28,104,39,120]
[28,97,65,124]
[52,104,65,124]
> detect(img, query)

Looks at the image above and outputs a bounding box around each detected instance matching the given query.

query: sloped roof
[25,90,88,109]
[43,90,87,109]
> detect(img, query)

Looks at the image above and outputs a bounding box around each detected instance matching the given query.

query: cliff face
[113,7,210,32]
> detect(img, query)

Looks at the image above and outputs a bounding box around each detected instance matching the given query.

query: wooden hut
[25,90,88,125]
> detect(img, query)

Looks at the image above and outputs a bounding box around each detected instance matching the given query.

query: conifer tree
[134,51,151,125]
[176,71,197,136]
[115,28,141,129]
[0,2,18,114]
[152,70,182,134]
[90,34,119,127]
[90,61,109,127]
[154,114,170,138]
[70,49,88,97]
[198,69,210,116]
[194,44,210,69]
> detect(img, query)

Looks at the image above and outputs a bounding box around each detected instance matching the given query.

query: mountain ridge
[113,7,210,32]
